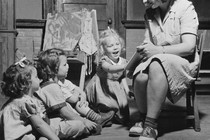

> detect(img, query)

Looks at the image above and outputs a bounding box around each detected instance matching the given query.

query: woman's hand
[137,42,163,60]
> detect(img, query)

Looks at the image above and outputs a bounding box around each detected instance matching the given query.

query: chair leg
[192,84,201,132]
[186,89,192,115]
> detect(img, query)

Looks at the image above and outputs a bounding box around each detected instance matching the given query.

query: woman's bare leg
[133,72,148,114]
[146,61,168,119]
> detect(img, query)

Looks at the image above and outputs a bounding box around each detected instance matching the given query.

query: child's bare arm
[101,61,126,73]
[25,100,59,140]
[66,86,87,105]
[29,114,59,140]
[66,91,80,105]
[66,93,90,116]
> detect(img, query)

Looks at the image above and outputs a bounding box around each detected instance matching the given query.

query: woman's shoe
[129,122,144,137]
[138,126,158,140]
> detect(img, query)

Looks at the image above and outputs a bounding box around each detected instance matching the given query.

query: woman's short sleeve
[180,3,199,35]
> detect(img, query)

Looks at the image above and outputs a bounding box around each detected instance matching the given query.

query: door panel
[0,0,16,79]
[0,0,7,29]
[0,0,15,107]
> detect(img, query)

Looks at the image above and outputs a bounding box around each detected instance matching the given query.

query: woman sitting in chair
[129,0,199,140]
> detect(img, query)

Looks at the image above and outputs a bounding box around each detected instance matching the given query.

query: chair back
[195,30,207,79]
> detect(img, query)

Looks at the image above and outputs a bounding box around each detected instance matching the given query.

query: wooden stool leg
[79,64,87,90]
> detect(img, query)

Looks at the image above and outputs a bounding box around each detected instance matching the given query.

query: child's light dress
[35,82,87,139]
[0,95,44,140]
[85,56,129,119]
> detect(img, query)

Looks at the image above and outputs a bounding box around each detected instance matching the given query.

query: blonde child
[0,58,59,140]
[35,48,101,136]
[85,28,131,125]
[49,48,115,128]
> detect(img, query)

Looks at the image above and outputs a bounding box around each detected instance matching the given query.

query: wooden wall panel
[0,34,15,77]
[0,0,8,29]
[0,34,15,107]
[0,0,16,79]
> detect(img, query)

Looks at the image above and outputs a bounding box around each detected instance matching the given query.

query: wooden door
[0,0,16,80]
[0,0,16,107]
[57,0,118,32]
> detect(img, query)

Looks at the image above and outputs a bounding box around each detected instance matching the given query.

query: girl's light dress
[0,95,44,140]
[36,82,87,139]
[85,56,129,119]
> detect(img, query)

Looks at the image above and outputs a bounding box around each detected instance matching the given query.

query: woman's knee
[134,73,148,85]
[148,61,168,89]
[149,61,165,78]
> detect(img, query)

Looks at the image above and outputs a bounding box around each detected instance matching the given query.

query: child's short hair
[36,48,66,83]
[98,28,125,56]
[1,58,33,98]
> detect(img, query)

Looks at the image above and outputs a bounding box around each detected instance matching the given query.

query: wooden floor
[0,93,210,140]
[83,94,210,140]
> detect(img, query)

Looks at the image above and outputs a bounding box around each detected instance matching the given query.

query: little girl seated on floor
[0,57,59,140]
[85,28,132,125]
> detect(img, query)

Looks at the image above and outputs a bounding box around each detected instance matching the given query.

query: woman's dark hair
[0,59,33,98]
[36,48,66,83]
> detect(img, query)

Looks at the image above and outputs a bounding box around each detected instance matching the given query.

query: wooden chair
[186,30,207,132]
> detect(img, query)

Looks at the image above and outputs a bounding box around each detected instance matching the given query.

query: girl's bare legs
[146,61,168,119]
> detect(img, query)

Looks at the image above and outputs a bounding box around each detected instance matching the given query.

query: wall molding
[122,20,210,30]
[121,20,145,29]
[16,19,46,28]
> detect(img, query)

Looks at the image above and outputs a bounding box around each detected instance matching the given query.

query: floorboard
[83,95,210,140]
[1,93,209,140]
